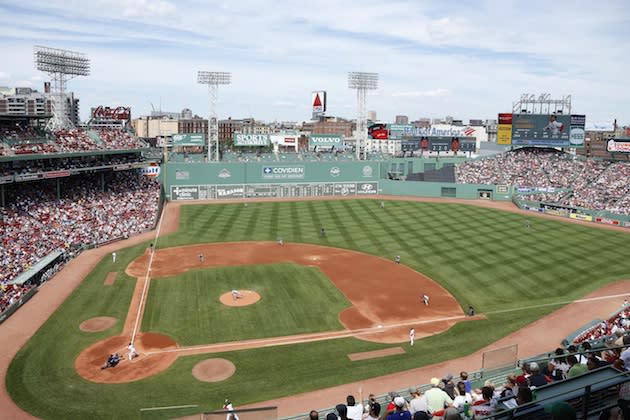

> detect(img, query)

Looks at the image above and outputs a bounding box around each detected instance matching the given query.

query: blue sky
[0,0,628,125]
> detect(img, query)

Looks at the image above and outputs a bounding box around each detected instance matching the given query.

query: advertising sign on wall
[234,134,270,146]
[308,134,343,148]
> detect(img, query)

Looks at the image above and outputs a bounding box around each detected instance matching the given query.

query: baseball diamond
[2,197,630,419]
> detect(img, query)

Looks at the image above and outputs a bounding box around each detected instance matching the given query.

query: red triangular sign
[313,94,322,107]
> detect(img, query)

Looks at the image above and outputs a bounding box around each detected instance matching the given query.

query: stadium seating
[0,172,160,284]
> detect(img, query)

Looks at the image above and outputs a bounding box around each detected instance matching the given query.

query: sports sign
[308,134,343,148]
[172,133,205,146]
[91,106,131,121]
[312,91,326,119]
[607,138,630,153]
[511,114,573,146]
[262,166,305,179]
[234,133,270,146]
[569,114,586,147]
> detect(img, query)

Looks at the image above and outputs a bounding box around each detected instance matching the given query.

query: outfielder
[111,252,117,263]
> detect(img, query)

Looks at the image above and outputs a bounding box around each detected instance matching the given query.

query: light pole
[197,71,231,162]
[348,72,378,160]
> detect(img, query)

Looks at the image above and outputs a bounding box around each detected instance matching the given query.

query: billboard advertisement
[172,133,205,146]
[91,106,131,121]
[498,113,513,125]
[607,139,630,153]
[511,114,572,146]
[368,123,388,140]
[569,114,586,147]
[388,124,416,139]
[234,133,270,146]
[308,134,343,148]
[497,125,513,145]
[312,91,326,119]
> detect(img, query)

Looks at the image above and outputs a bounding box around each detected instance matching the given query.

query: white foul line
[130,203,167,345]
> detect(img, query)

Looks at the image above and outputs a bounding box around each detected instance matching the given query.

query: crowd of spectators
[0,171,160,284]
[97,128,146,150]
[456,148,630,216]
[0,126,146,155]
[0,153,147,177]
[308,299,630,420]
[573,303,630,345]
[560,162,630,215]
[0,282,34,313]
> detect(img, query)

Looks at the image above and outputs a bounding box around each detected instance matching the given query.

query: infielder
[409,327,415,346]
[277,237,284,246]
[199,253,204,263]
[394,255,401,264]
[422,294,429,306]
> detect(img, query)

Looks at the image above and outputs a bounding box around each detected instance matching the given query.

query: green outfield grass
[7,199,630,419]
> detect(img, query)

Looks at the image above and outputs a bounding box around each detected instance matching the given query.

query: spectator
[346,395,363,420]
[424,378,453,415]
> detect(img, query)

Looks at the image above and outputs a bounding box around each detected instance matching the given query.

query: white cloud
[392,89,451,98]
[1,0,629,124]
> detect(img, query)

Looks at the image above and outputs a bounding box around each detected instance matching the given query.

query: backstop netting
[481,344,518,372]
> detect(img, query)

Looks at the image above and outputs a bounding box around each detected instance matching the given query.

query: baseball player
[320,227,326,237]
[199,253,204,263]
[394,255,401,264]
[127,342,138,361]
[223,399,239,420]
[409,328,415,346]
[380,201,385,209]
[277,237,284,246]
[111,252,117,263]
[422,294,429,306]
[231,289,243,300]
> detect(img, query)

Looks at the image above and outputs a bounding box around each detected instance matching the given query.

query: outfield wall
[162,160,513,201]
[513,196,630,228]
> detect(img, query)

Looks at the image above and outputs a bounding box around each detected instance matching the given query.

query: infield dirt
[2,196,630,419]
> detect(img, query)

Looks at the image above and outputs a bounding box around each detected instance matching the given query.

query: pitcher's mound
[192,358,236,382]
[79,316,117,332]
[219,290,260,306]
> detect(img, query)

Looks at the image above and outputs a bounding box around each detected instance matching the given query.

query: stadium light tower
[348,72,378,160]
[197,71,231,162]
[34,46,90,131]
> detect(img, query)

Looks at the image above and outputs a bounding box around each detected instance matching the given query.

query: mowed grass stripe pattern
[8,199,630,419]
[142,263,349,345]
[161,200,630,312]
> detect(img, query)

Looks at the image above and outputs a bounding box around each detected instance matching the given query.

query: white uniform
[409,328,415,346]
[224,401,239,420]
[127,343,137,360]
[231,290,243,299]
[112,252,117,262]
[422,294,429,306]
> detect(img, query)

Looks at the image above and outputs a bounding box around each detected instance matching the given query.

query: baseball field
[5,198,630,419]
